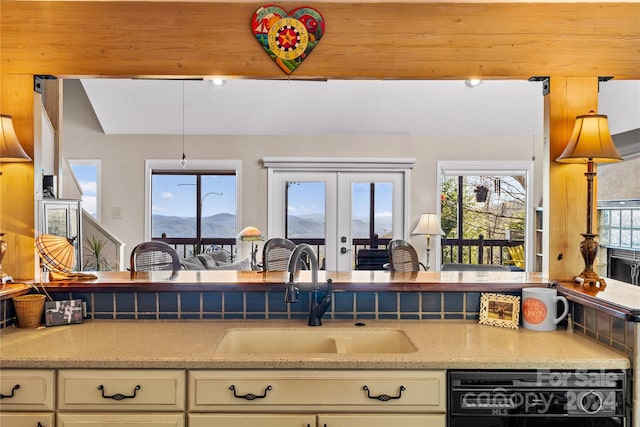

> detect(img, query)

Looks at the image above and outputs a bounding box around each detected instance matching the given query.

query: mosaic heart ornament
[252,5,325,75]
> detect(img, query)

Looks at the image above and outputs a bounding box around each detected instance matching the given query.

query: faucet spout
[287,243,318,289]
[284,244,331,326]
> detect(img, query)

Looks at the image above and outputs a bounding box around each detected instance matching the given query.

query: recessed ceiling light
[210,78,226,87]
[465,79,482,88]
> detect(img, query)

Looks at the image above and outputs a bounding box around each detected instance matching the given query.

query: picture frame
[479,293,520,329]
[45,299,84,327]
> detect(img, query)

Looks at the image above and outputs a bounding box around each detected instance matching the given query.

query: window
[69,160,100,219]
[437,160,534,271]
[145,160,241,255]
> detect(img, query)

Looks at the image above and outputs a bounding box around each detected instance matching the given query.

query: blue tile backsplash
[1,290,483,324]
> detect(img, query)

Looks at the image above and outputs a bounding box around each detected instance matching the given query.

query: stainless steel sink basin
[215,328,417,354]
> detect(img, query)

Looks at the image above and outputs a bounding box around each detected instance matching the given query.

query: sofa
[180,251,252,271]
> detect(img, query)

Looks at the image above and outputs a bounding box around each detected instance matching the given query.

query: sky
[151,174,236,218]
[70,163,98,217]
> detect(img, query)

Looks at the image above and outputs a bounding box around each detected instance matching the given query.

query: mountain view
[152,213,392,238]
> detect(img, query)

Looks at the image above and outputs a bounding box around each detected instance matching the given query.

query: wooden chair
[387,239,425,272]
[262,238,299,272]
[507,245,525,269]
[130,241,181,272]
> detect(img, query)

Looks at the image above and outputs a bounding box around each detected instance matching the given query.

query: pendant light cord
[180,80,187,168]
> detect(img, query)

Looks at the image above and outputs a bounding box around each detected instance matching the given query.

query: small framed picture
[479,293,520,329]
[45,299,84,327]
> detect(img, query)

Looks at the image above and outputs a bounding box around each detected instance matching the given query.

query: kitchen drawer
[0,369,55,411]
[0,412,55,427]
[189,413,315,427]
[319,413,446,427]
[57,412,184,426]
[58,369,185,411]
[189,370,445,412]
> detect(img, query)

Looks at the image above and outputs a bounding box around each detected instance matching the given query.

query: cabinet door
[189,413,315,427]
[57,413,184,427]
[0,369,55,411]
[0,412,55,427]
[318,413,445,427]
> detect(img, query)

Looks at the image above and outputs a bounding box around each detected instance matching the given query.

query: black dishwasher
[448,370,626,426]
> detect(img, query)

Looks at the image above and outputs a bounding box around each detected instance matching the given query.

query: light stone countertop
[0,319,630,370]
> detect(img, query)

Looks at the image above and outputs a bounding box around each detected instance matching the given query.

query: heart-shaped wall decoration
[252,5,325,75]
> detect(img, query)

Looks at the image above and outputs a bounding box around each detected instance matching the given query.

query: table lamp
[412,213,444,270]
[556,111,622,286]
[1,114,32,283]
[35,234,97,280]
[237,226,265,270]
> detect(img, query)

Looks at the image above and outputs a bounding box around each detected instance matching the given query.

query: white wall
[63,79,544,268]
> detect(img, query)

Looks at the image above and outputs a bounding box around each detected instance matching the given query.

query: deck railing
[155,237,390,269]
[155,236,521,269]
[441,235,524,266]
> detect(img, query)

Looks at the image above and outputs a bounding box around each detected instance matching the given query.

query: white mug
[522,287,569,331]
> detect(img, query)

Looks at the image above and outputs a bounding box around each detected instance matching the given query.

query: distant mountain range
[152,213,392,238]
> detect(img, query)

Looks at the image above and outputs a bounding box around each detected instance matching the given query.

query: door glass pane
[374,182,393,238]
[286,181,325,239]
[70,207,79,238]
[351,182,393,239]
[46,207,68,236]
[351,183,370,239]
[201,174,236,238]
[151,174,197,238]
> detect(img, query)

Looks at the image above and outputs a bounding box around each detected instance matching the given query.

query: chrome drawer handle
[98,384,141,400]
[229,384,272,400]
[363,385,406,401]
[0,384,20,399]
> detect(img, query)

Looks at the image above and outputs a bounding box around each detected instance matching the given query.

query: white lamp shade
[412,213,444,236]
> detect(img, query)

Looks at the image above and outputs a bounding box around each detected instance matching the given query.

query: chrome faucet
[284,243,332,326]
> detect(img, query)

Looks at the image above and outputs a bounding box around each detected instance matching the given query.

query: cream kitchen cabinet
[56,369,185,426]
[0,369,55,427]
[188,370,445,427]
[0,413,55,427]
[189,413,316,427]
[317,413,445,426]
[57,413,185,427]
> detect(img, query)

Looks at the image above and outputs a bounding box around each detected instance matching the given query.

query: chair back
[507,245,525,269]
[388,239,422,272]
[262,238,298,271]
[130,241,181,272]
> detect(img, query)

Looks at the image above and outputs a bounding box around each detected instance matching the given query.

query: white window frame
[144,159,242,241]
[436,160,535,271]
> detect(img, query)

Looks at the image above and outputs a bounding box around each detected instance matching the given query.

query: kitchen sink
[215,328,417,354]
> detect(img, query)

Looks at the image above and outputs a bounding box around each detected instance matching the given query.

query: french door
[270,170,407,271]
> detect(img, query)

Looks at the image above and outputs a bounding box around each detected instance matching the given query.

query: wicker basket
[13,294,46,328]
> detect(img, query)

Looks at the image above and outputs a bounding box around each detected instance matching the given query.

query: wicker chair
[130,241,181,272]
[387,239,425,272]
[262,238,297,271]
